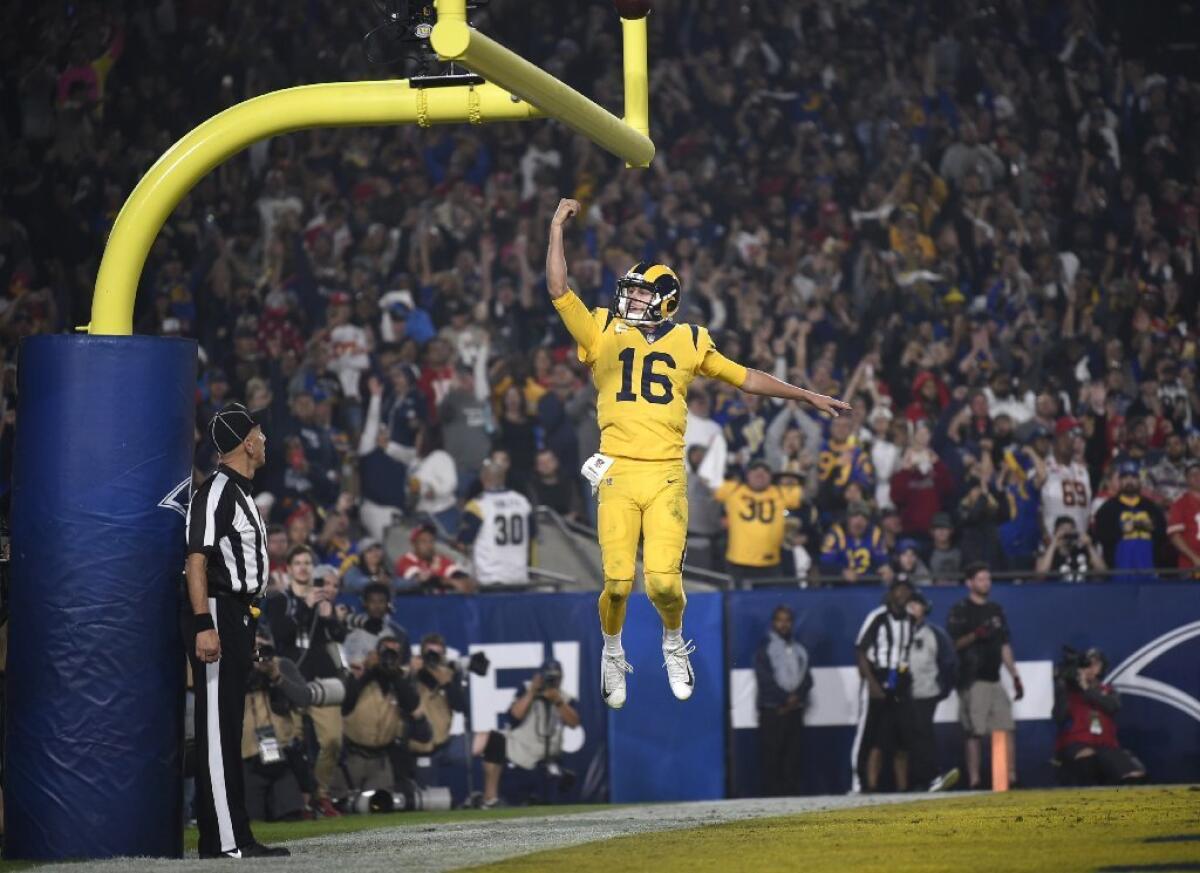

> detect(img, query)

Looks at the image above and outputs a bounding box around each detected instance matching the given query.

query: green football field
[462,786,1200,873]
[2,787,1196,871]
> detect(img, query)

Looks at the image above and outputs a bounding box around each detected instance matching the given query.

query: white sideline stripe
[205,596,237,853]
[730,661,1055,729]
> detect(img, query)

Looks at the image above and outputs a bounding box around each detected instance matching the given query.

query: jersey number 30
[616,349,676,405]
[495,514,525,546]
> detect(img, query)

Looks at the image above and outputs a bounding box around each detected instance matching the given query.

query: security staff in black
[186,403,290,859]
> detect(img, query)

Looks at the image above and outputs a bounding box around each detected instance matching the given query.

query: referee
[186,403,289,859]
[852,578,917,793]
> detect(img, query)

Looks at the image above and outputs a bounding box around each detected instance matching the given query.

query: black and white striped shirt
[186,465,269,597]
[855,605,914,673]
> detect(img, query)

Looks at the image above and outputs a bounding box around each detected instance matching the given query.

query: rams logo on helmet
[614,262,681,325]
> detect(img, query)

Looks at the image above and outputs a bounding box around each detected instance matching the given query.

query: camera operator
[1053,647,1146,785]
[477,659,580,807]
[1036,515,1106,582]
[241,629,318,822]
[336,637,429,800]
[262,546,348,817]
[404,634,469,775]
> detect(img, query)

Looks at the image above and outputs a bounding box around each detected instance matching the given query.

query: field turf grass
[464,786,1200,873]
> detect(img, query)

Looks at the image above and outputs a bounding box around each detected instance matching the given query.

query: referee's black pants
[188,595,257,856]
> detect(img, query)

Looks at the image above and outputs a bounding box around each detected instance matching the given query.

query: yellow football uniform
[713,481,802,568]
[552,289,747,632]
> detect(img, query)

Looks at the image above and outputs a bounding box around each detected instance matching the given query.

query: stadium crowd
[0,0,1194,821]
[3,0,1200,589]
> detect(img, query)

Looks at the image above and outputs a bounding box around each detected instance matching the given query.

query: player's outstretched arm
[545,198,599,355]
[546,198,580,300]
[739,368,852,419]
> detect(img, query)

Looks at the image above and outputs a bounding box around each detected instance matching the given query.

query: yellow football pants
[596,457,688,633]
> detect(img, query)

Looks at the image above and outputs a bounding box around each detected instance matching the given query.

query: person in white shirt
[684,391,722,450]
[409,424,459,533]
[1041,417,1093,538]
[984,370,1035,425]
[457,459,535,588]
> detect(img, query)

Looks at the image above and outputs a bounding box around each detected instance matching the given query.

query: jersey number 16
[616,349,676,405]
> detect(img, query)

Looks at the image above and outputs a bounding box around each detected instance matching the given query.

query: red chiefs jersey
[394,550,464,583]
[1167,491,1200,567]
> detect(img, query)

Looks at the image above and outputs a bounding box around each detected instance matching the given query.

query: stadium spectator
[1036,516,1107,583]
[1042,419,1093,540]
[340,538,395,596]
[1093,461,1170,582]
[395,523,475,595]
[890,422,954,542]
[1053,647,1146,786]
[715,461,802,588]
[927,513,963,583]
[1167,461,1200,572]
[947,564,1023,791]
[408,424,459,534]
[754,605,812,797]
[357,375,408,541]
[820,502,891,585]
[891,539,932,588]
[343,582,411,666]
[855,579,916,792]
[458,458,535,588]
[529,448,581,521]
[904,592,959,793]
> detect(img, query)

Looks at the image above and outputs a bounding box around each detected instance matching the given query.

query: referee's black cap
[210,402,264,454]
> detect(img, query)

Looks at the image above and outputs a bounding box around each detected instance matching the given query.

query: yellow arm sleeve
[696,327,748,387]
[551,290,601,364]
[713,481,738,503]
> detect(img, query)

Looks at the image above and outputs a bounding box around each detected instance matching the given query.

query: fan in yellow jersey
[714,461,803,587]
[546,198,851,709]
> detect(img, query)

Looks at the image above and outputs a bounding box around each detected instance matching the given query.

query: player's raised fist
[552,198,581,227]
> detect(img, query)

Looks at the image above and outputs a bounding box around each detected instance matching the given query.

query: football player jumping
[547,198,851,709]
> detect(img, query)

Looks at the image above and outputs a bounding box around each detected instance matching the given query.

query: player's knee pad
[601,575,634,604]
[482,730,507,764]
[643,572,684,609]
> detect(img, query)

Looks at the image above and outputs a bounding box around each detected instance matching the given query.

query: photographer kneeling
[1053,647,1146,786]
[337,637,431,797]
[241,629,319,822]
[476,660,580,808]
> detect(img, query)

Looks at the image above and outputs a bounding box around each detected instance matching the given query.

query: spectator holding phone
[263,546,348,817]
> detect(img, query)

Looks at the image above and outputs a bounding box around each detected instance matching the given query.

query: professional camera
[1056,645,1103,685]
[341,781,452,815]
[254,643,275,663]
[540,663,563,691]
[306,676,347,707]
[379,646,404,672]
